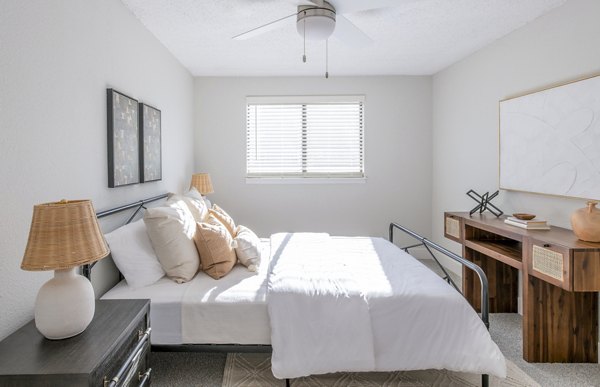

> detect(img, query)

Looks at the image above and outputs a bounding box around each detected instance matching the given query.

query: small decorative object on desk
[571,201,600,242]
[512,213,536,221]
[466,189,503,217]
[504,215,550,230]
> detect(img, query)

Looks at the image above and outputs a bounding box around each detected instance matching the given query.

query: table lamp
[21,200,109,340]
[190,173,214,195]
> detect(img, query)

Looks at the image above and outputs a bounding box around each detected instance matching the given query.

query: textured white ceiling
[120,0,567,76]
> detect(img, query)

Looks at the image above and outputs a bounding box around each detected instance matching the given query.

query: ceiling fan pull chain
[325,39,329,79]
[302,14,307,63]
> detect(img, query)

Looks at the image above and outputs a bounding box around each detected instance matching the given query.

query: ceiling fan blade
[233,13,297,40]
[333,15,372,46]
[331,0,403,14]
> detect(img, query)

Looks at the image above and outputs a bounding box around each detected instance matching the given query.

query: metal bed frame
[85,195,491,387]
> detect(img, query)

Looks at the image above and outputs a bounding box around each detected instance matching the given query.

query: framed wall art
[499,74,600,200]
[139,103,162,183]
[107,89,140,188]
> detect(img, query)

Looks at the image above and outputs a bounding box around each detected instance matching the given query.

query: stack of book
[504,216,550,230]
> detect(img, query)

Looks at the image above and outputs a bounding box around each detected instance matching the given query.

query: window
[246,96,364,181]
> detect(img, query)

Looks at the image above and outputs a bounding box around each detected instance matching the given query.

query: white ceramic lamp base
[34,267,95,340]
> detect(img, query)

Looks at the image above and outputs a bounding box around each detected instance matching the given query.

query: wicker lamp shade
[21,200,109,271]
[190,173,214,194]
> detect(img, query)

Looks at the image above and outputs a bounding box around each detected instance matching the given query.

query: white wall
[195,77,432,244]
[0,0,195,340]
[431,0,600,272]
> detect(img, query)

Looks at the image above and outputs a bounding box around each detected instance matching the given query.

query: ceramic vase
[571,201,600,242]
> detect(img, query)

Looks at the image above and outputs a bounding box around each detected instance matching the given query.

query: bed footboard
[389,222,490,387]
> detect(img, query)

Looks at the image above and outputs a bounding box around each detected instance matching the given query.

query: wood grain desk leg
[523,274,598,362]
[462,248,519,313]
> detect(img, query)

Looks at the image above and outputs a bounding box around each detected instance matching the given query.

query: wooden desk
[445,212,600,363]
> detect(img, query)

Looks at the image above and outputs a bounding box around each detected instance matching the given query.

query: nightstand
[0,299,151,386]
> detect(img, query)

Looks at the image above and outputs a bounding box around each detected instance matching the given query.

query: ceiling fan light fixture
[296,3,336,41]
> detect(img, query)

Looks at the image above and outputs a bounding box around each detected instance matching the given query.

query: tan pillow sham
[209,204,236,238]
[194,215,237,279]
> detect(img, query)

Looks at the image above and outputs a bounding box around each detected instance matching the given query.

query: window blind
[246,96,364,179]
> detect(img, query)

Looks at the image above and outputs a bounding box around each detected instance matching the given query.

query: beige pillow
[209,204,236,238]
[167,187,208,223]
[143,200,200,283]
[194,215,237,279]
[235,225,261,272]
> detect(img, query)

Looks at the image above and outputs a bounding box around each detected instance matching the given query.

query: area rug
[222,353,539,387]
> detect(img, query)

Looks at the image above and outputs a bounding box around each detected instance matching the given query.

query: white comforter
[267,233,506,379]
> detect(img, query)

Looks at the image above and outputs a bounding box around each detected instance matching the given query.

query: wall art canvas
[139,103,162,183]
[107,89,140,187]
[500,75,600,200]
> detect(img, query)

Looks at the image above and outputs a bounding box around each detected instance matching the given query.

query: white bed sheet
[102,239,271,345]
[101,276,188,344]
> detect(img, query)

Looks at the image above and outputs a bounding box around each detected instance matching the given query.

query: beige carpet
[222,353,539,387]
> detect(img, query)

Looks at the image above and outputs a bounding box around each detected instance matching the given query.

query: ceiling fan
[232,0,403,77]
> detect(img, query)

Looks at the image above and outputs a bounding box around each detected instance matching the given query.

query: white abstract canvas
[500,75,600,200]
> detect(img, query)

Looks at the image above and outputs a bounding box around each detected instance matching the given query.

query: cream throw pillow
[234,225,261,272]
[194,215,237,280]
[209,204,237,238]
[167,187,208,223]
[143,200,200,283]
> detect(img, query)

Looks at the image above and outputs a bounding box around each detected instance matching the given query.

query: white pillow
[234,225,261,272]
[143,201,200,283]
[167,187,208,223]
[104,220,165,289]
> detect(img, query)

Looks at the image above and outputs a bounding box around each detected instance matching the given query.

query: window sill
[245,177,367,185]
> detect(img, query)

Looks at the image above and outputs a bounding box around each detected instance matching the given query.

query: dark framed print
[139,103,162,183]
[107,89,140,187]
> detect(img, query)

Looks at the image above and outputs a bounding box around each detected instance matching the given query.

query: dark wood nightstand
[0,299,151,386]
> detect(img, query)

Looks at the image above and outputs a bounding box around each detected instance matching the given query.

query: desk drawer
[444,214,462,242]
[528,240,571,290]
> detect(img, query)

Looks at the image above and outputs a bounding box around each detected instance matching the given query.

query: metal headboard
[82,193,168,280]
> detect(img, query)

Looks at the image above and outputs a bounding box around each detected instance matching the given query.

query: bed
[90,194,505,386]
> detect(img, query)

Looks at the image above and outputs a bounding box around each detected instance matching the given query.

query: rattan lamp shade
[190,173,214,194]
[21,200,109,271]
